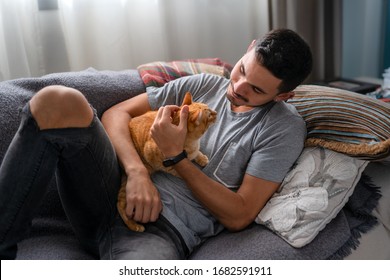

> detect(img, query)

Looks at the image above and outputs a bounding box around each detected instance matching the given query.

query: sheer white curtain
[58,0,171,72]
[0,0,44,81]
[58,0,269,72]
[0,0,269,81]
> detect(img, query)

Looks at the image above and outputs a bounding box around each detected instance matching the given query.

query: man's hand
[150,105,189,158]
[125,169,163,223]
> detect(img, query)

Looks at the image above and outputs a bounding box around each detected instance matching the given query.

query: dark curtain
[268,0,342,83]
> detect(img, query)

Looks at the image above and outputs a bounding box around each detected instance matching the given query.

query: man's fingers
[179,105,189,129]
[157,106,180,120]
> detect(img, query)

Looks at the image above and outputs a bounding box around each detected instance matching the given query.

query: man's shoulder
[266,101,306,135]
[271,101,304,121]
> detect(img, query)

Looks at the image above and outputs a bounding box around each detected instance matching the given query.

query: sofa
[1,64,389,260]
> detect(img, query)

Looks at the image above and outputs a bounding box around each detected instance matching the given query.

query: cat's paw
[195,153,209,167]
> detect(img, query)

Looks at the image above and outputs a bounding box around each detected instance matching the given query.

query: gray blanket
[0,69,380,259]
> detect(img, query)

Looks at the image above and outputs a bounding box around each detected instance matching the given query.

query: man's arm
[151,106,280,231]
[101,93,162,224]
[175,159,279,231]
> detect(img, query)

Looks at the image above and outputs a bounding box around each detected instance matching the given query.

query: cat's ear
[182,92,193,106]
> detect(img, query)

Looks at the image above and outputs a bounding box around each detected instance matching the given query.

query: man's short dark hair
[255,29,313,93]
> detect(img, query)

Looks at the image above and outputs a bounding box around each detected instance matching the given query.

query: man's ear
[274,92,295,102]
[247,39,256,52]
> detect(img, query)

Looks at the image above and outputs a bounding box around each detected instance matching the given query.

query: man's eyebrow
[240,60,269,95]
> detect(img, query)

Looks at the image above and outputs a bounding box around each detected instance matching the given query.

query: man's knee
[30,85,93,129]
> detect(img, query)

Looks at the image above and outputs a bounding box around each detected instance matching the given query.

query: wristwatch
[162,150,188,167]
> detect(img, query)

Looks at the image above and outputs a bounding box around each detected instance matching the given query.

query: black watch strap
[162,150,187,167]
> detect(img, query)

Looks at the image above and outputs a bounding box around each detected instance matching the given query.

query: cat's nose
[209,110,217,121]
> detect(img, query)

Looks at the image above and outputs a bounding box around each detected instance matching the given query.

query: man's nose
[233,79,248,95]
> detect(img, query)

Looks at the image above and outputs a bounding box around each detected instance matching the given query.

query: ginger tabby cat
[117,92,217,232]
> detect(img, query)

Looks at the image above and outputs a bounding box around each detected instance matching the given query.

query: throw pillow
[255,147,368,248]
[137,58,232,87]
[289,85,390,161]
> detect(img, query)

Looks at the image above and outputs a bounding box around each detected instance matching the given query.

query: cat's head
[172,92,217,138]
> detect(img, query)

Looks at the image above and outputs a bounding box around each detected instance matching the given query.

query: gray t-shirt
[146,73,306,252]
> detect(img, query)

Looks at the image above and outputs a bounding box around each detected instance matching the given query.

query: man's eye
[240,65,245,74]
[253,87,263,94]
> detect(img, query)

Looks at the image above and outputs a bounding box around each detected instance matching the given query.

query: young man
[0,29,312,259]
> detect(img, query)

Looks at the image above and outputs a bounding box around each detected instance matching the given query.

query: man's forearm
[101,109,147,176]
[101,108,163,223]
[100,94,163,223]
[172,158,253,231]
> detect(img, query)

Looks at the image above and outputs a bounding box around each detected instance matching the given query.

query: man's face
[227,49,285,112]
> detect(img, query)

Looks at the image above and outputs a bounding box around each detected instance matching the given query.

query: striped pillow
[288,85,390,160]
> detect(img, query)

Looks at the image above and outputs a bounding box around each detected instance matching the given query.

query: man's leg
[29,85,94,130]
[100,215,188,260]
[0,86,120,259]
